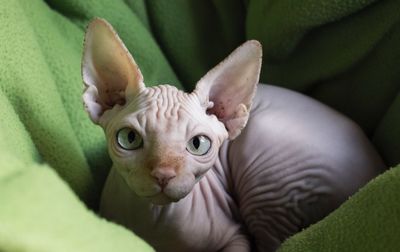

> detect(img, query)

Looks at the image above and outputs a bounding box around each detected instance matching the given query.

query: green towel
[0,152,152,252]
[246,0,400,166]
[0,0,399,251]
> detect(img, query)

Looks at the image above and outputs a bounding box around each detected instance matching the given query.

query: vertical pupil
[193,137,200,149]
[127,131,136,143]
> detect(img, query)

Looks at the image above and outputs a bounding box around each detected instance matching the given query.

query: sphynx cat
[82,18,385,252]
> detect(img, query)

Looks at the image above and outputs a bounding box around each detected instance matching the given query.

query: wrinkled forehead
[108,85,208,137]
[142,85,200,114]
[142,85,204,117]
[139,86,204,131]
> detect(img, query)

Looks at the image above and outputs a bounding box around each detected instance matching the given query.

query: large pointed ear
[194,40,262,140]
[82,18,145,124]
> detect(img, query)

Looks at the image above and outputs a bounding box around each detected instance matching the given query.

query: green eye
[116,128,143,150]
[186,135,211,156]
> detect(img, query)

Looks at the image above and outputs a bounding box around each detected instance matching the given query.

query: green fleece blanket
[0,0,399,251]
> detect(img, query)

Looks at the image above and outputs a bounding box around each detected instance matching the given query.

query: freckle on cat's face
[103,86,228,205]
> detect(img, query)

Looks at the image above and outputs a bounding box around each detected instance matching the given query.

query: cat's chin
[146,193,180,205]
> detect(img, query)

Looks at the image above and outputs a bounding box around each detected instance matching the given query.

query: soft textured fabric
[0,0,399,251]
[0,153,153,252]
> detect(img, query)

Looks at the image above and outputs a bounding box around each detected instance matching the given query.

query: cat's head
[82,18,262,205]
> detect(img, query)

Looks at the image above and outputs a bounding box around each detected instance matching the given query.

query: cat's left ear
[82,18,145,124]
[194,40,262,139]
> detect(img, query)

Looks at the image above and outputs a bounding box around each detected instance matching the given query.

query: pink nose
[151,168,176,188]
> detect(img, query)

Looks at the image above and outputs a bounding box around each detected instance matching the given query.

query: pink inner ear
[205,48,261,122]
[94,63,130,109]
[207,82,253,139]
[82,18,145,123]
[195,40,262,138]
[87,20,143,107]
[207,74,254,122]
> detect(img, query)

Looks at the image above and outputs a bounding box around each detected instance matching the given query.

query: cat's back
[223,84,385,251]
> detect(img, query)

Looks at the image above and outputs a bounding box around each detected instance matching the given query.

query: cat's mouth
[145,192,179,205]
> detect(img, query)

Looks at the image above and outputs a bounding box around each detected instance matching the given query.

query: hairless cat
[82,18,385,252]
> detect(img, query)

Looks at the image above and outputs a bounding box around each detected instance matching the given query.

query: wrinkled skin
[100,84,385,252]
[82,19,386,252]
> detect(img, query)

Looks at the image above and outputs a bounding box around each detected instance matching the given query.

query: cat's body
[100,84,384,252]
[82,19,385,252]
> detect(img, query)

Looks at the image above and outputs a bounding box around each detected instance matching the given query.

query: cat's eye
[116,128,143,150]
[186,135,211,156]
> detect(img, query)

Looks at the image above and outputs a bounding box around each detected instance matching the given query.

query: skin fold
[82,19,386,252]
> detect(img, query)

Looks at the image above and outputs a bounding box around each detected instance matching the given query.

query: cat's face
[82,18,262,205]
[102,86,228,204]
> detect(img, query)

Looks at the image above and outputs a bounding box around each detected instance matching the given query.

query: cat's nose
[151,168,176,188]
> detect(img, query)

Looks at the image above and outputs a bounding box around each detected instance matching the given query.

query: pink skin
[82,19,385,252]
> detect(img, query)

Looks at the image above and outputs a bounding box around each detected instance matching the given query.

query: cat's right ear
[82,18,145,124]
[193,40,262,140]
